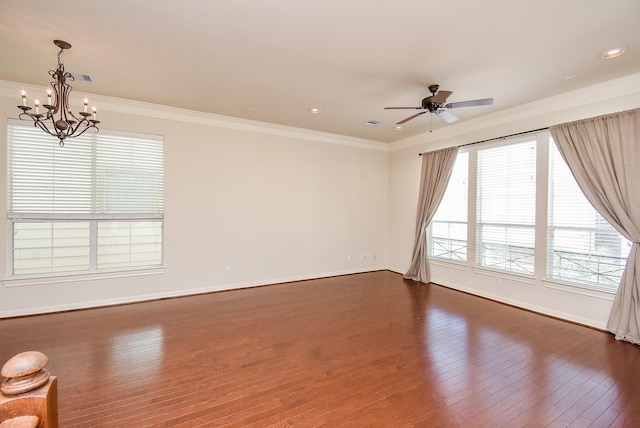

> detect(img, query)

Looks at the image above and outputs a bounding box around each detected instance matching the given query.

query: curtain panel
[550,108,640,344]
[405,146,459,283]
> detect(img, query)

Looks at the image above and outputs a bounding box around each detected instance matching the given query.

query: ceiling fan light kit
[384,83,494,127]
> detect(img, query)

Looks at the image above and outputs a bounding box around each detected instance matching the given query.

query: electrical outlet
[224,266,231,275]
[494,277,501,285]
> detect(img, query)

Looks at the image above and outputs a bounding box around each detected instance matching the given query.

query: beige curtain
[550,108,640,344]
[405,146,459,283]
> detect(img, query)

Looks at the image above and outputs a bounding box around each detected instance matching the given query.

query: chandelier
[18,40,100,147]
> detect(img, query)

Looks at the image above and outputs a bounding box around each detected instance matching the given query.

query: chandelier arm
[18,110,34,121]
[69,121,100,139]
[67,117,88,136]
[32,118,58,139]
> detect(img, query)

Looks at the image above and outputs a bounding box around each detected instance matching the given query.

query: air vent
[69,72,93,83]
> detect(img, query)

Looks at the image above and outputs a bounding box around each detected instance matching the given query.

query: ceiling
[1,0,639,143]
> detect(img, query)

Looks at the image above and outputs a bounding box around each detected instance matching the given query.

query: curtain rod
[419,126,549,156]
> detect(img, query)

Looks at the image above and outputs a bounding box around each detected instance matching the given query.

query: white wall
[388,73,640,329]
[0,81,389,317]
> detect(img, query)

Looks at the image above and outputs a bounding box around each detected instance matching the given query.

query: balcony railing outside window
[548,225,630,290]
[429,220,467,262]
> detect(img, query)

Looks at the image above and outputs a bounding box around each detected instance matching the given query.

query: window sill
[2,266,166,288]
[427,257,469,271]
[472,266,535,285]
[542,279,616,300]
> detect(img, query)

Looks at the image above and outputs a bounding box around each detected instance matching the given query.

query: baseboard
[0,266,388,318]
[430,279,608,331]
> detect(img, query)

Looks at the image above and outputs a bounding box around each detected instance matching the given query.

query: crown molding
[389,72,640,152]
[0,80,389,152]
[6,73,638,154]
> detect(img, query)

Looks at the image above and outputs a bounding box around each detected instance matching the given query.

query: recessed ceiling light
[599,46,628,59]
[564,74,578,80]
[308,108,321,114]
[394,125,403,130]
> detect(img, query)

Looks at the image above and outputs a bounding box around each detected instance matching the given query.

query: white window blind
[96,134,164,214]
[9,126,93,214]
[429,151,468,262]
[8,121,164,276]
[547,141,630,290]
[477,140,536,274]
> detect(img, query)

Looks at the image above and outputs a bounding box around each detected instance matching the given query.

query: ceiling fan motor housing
[421,97,440,112]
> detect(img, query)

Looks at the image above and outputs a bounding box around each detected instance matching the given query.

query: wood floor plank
[2,271,640,427]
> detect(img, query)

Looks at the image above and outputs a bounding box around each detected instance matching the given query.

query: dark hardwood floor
[1,271,639,427]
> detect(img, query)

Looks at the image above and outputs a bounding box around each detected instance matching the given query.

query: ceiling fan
[384,84,494,125]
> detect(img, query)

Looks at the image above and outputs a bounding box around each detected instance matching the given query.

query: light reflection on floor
[109,326,164,383]
[421,305,619,424]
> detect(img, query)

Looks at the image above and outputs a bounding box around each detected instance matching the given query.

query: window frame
[5,120,165,285]
[475,138,537,276]
[427,131,626,295]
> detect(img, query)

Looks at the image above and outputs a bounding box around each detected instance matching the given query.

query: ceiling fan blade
[435,110,458,123]
[445,98,494,109]
[425,90,453,104]
[384,106,422,110]
[397,111,427,124]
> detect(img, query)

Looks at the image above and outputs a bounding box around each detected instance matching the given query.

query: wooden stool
[0,352,57,428]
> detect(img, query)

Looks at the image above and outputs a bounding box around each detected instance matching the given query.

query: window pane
[477,140,536,274]
[429,152,468,262]
[98,221,163,269]
[548,141,630,290]
[13,222,90,275]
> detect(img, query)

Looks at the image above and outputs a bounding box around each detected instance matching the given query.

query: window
[426,131,632,293]
[476,140,536,275]
[429,151,468,262]
[547,141,630,290]
[7,121,164,277]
